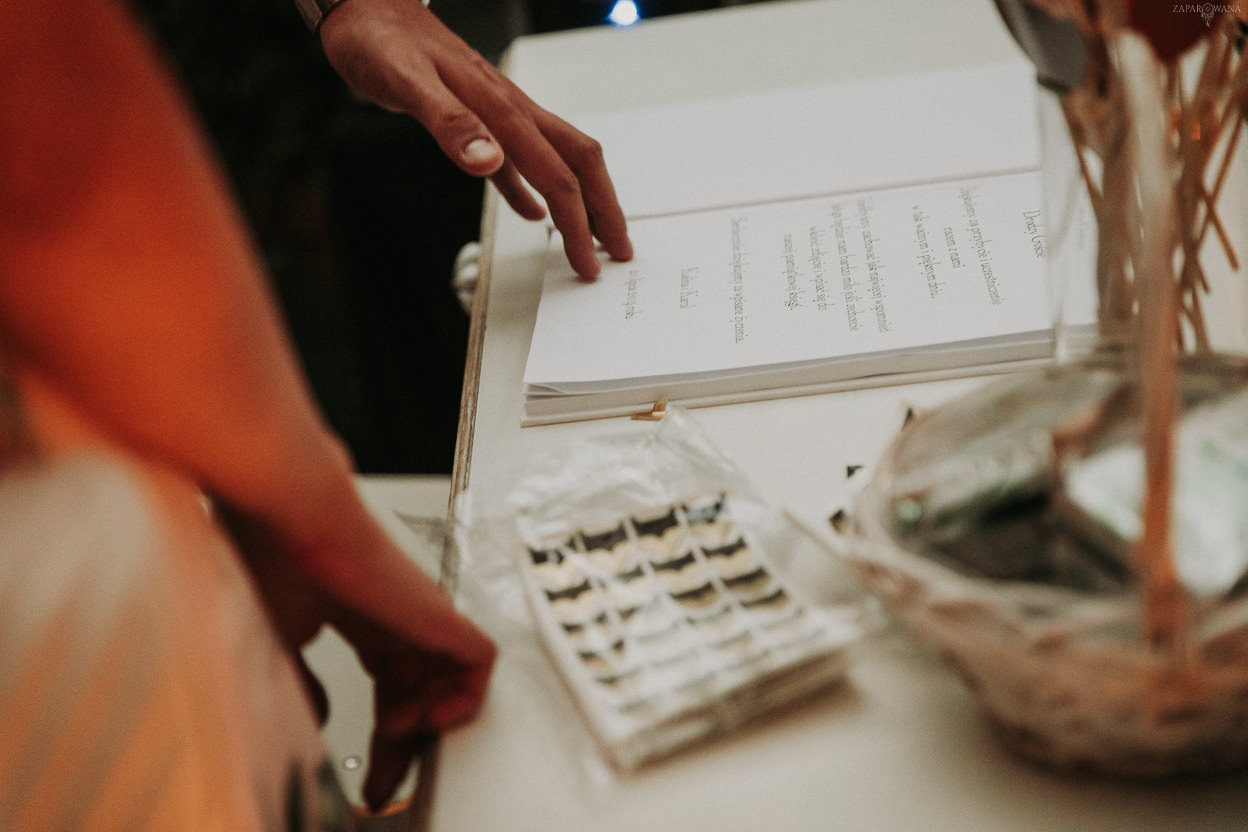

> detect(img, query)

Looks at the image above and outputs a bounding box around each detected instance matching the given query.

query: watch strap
[297,0,429,33]
[295,0,340,31]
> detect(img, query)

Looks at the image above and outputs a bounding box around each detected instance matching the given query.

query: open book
[521,61,1093,425]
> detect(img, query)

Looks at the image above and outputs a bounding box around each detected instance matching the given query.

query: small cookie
[683,494,734,545]
[580,521,636,574]
[670,581,722,613]
[528,544,587,591]
[546,578,603,623]
[603,567,658,610]
[651,550,705,594]
[595,664,649,701]
[560,611,612,652]
[619,597,674,640]
[637,619,691,662]
[702,537,754,579]
[719,565,771,595]
[686,603,738,637]
[633,507,684,558]
[737,586,795,625]
[578,637,631,676]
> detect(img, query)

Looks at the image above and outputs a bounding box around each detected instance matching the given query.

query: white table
[425,1,1248,828]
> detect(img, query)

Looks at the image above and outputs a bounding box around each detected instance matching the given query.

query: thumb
[457,135,505,177]
[362,730,437,813]
[415,88,505,177]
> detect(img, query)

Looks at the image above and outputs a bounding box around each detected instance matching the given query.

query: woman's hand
[220,497,497,813]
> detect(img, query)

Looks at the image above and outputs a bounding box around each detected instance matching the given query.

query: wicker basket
[841,355,1248,777]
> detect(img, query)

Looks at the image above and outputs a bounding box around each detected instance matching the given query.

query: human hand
[319,0,633,280]
[332,600,495,812]
[220,501,496,812]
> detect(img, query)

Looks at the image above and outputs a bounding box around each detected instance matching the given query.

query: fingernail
[463,138,499,166]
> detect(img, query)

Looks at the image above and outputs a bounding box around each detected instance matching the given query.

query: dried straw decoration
[836,3,1248,776]
[1043,4,1248,654]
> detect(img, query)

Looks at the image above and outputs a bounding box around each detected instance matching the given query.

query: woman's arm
[0,0,495,809]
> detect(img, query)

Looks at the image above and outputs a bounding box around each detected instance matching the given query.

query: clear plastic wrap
[452,408,869,777]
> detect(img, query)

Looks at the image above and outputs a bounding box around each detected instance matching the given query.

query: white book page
[525,171,1054,394]
[571,60,1039,220]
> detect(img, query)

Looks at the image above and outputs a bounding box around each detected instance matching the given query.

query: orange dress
[0,0,348,826]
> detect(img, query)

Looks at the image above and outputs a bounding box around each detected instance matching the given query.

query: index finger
[534,111,633,266]
[439,68,630,278]
[486,110,606,279]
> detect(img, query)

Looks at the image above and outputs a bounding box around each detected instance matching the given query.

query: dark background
[132,0,732,474]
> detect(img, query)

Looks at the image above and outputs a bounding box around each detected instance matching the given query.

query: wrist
[296,0,429,33]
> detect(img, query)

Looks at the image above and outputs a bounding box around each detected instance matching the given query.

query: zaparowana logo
[1173,3,1243,26]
